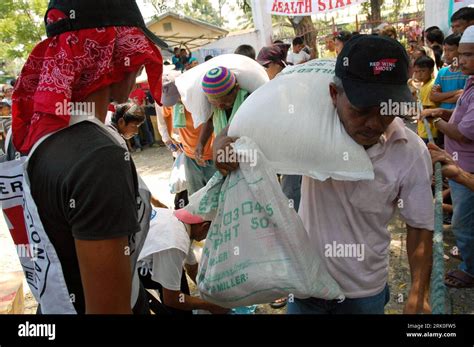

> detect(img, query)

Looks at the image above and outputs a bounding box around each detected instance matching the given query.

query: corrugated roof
[146,11,228,35]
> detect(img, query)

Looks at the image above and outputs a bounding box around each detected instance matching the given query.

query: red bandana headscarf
[12,9,163,153]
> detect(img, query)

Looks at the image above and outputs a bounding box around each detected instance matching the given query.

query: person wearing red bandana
[11,0,165,314]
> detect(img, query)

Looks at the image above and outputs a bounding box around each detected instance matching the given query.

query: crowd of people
[1,0,474,316]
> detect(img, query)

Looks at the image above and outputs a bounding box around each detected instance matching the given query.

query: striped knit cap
[202,66,236,99]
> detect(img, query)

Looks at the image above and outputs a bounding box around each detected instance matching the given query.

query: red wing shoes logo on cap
[369,59,398,75]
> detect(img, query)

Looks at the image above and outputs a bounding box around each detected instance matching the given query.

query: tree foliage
[183,0,225,28]
[0,0,47,63]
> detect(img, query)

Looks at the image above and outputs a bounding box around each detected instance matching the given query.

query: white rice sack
[187,137,344,307]
[228,59,374,181]
[175,54,269,128]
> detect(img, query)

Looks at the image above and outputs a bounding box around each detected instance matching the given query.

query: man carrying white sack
[195,66,251,165]
[138,208,229,315]
[213,35,434,314]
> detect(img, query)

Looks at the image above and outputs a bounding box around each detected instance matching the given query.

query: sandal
[270,297,288,309]
[445,269,474,288]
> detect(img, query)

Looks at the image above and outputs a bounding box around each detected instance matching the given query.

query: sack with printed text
[229,59,374,181]
[185,136,344,308]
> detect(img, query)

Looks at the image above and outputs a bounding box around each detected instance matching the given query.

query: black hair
[444,33,462,46]
[414,56,435,70]
[112,104,145,125]
[432,45,444,69]
[451,7,474,22]
[180,48,186,52]
[292,36,304,46]
[234,44,256,60]
[204,55,214,61]
[335,31,352,43]
[426,29,444,45]
[425,26,440,33]
[0,102,11,108]
[273,40,284,44]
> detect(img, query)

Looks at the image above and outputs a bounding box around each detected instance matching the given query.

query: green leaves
[0,0,47,72]
[183,0,225,28]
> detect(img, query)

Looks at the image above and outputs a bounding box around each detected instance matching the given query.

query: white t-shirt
[287,50,311,65]
[138,208,197,291]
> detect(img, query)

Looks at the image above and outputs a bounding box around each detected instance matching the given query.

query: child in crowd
[287,36,310,65]
[430,34,467,112]
[413,56,439,143]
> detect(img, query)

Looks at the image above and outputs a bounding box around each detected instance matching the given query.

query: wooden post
[356,14,359,32]
[332,17,336,33]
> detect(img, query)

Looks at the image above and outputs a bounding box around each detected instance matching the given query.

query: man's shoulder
[422,78,436,90]
[391,123,430,162]
[52,122,118,147]
[438,66,450,75]
[33,122,124,167]
[441,66,465,78]
[141,209,191,259]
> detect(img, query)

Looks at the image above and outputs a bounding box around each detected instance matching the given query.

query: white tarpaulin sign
[267,0,368,16]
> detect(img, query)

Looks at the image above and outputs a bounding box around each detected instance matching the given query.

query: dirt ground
[1,145,473,314]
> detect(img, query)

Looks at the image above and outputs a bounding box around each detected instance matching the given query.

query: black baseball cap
[45,0,169,50]
[335,35,412,109]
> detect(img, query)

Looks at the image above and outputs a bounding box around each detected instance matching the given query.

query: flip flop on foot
[445,269,474,288]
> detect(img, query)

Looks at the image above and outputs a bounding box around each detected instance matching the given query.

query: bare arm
[436,119,473,143]
[450,170,474,191]
[75,237,133,314]
[198,117,214,148]
[430,89,463,103]
[428,143,474,191]
[421,108,454,122]
[162,288,229,314]
[404,226,433,314]
[194,117,214,166]
[213,124,239,175]
[184,263,198,284]
[184,44,192,58]
[155,103,172,143]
